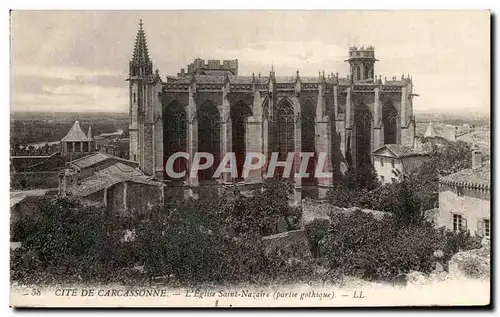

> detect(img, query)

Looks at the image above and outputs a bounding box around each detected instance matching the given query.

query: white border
[2,2,498,316]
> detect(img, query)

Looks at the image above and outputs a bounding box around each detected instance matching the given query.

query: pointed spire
[130,19,153,77]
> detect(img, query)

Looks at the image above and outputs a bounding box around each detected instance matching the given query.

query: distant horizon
[10,108,492,118]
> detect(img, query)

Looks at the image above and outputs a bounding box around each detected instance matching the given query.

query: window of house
[133,92,136,104]
[456,186,464,197]
[477,218,490,237]
[391,159,395,169]
[380,175,385,183]
[484,219,490,238]
[380,157,384,167]
[452,214,466,232]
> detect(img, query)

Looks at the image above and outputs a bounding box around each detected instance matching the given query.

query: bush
[135,179,305,285]
[319,210,466,281]
[326,164,380,208]
[10,197,135,284]
[304,218,330,258]
[442,229,482,263]
[460,256,487,279]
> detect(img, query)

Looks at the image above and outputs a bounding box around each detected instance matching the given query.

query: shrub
[442,229,482,263]
[460,256,487,279]
[320,210,447,281]
[304,218,331,258]
[10,197,129,284]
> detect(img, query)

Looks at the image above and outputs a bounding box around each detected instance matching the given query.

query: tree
[326,163,380,208]
[11,197,112,283]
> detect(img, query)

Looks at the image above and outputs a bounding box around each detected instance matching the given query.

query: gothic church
[128,21,417,199]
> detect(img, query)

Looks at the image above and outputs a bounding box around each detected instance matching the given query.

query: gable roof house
[372,143,430,184]
[60,152,165,217]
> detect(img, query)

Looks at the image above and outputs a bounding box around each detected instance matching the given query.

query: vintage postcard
[9,10,491,308]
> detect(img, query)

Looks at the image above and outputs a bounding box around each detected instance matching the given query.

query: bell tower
[128,19,153,164]
[347,46,377,82]
[127,20,164,178]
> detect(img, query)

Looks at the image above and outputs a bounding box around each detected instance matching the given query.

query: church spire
[130,19,153,77]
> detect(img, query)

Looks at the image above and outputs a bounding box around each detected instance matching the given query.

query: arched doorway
[301,99,316,184]
[269,98,295,179]
[354,104,372,169]
[163,101,187,180]
[231,101,252,180]
[197,101,221,182]
[383,102,398,145]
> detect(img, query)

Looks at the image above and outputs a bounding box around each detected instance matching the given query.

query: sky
[10,10,490,116]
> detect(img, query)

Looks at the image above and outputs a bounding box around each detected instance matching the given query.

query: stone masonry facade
[128,20,417,199]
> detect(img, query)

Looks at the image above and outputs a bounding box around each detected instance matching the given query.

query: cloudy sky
[10,10,490,115]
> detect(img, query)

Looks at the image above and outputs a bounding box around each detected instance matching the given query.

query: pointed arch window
[383,102,398,145]
[163,101,187,179]
[356,65,362,81]
[269,99,295,179]
[302,99,317,184]
[231,101,252,180]
[198,101,221,181]
[354,104,373,169]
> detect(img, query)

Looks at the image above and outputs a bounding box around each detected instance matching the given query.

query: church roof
[372,144,429,158]
[61,121,90,142]
[132,19,151,65]
[439,161,490,190]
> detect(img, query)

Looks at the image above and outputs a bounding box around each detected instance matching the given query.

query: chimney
[472,149,482,170]
[413,136,423,152]
[58,169,69,196]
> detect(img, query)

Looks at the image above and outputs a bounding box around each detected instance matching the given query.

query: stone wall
[262,229,312,260]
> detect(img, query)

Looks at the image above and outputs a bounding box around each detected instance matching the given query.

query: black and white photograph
[8,10,491,307]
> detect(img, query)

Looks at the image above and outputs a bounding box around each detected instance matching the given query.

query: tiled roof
[68,152,138,170]
[67,162,162,197]
[372,144,428,158]
[61,121,90,142]
[440,161,491,190]
[69,152,110,169]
